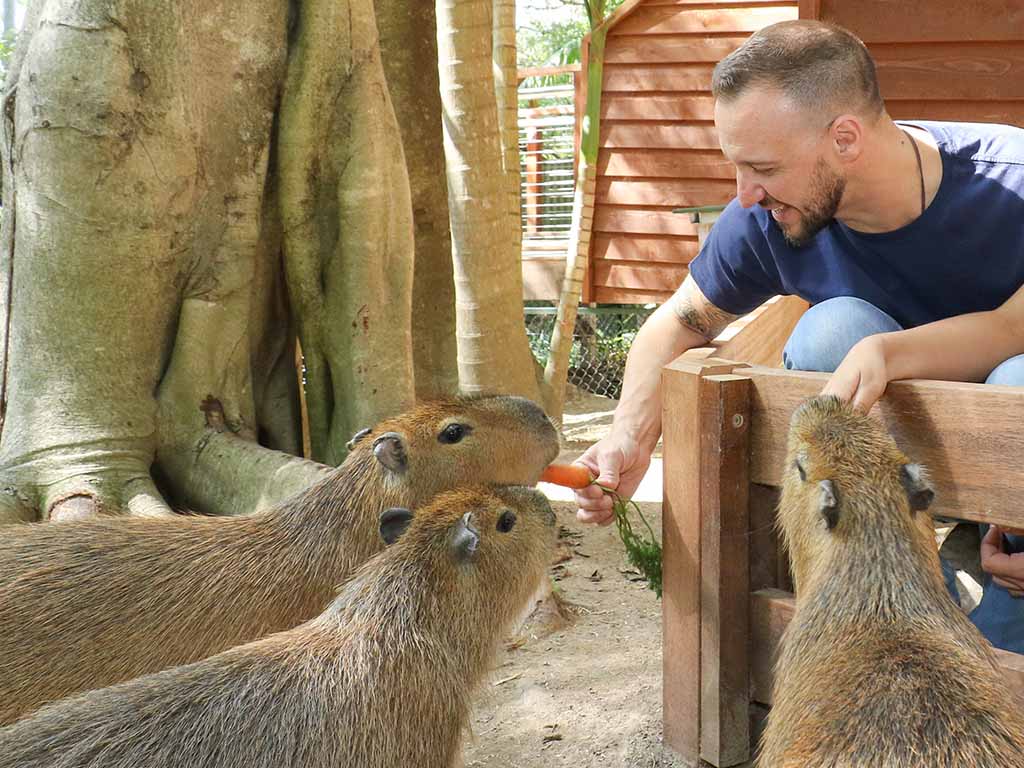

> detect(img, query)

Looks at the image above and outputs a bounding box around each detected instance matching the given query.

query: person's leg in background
[782,296,902,372]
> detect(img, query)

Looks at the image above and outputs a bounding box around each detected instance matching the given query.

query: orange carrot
[540,463,594,489]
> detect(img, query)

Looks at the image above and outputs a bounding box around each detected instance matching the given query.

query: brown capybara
[0,484,557,768]
[0,394,559,725]
[759,395,1024,767]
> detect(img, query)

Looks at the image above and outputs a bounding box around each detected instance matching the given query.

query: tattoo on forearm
[670,288,736,340]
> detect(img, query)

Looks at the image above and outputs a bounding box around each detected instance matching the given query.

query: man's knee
[985,354,1024,386]
[783,297,903,372]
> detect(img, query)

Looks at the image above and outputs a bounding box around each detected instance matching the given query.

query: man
[573,19,1024,652]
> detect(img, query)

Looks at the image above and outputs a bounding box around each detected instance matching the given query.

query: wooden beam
[662,357,746,762]
[699,374,753,767]
[743,367,1024,528]
[713,296,808,368]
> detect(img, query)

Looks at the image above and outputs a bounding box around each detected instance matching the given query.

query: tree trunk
[0,0,413,520]
[492,0,522,261]
[375,0,458,400]
[542,23,607,424]
[278,0,416,467]
[437,0,540,402]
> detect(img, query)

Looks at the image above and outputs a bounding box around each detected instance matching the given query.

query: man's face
[714,87,845,247]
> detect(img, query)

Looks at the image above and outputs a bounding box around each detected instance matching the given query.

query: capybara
[759,395,1024,767]
[0,484,557,768]
[0,394,559,724]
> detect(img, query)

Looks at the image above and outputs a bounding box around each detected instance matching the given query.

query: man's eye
[751,166,776,175]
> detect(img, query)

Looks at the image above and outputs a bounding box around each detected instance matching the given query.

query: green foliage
[0,29,15,85]
[603,485,662,598]
[517,0,625,73]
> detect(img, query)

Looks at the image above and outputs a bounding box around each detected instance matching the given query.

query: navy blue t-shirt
[688,121,1024,329]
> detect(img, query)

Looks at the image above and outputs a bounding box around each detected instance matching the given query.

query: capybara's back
[0,394,559,725]
[759,395,1024,767]
[0,484,558,768]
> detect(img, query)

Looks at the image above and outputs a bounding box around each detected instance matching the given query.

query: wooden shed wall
[587,0,1024,304]
[590,0,798,305]
[809,0,1024,127]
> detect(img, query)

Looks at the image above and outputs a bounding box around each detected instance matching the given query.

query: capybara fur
[0,484,557,768]
[759,395,1024,767]
[0,395,559,725]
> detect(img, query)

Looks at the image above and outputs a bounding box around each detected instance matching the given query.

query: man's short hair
[712,20,884,119]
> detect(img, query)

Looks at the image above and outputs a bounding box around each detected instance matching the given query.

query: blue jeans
[784,296,1024,653]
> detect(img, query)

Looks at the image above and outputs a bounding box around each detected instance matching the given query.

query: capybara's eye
[438,423,472,444]
[496,510,517,533]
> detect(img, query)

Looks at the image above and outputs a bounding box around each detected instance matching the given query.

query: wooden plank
[600,121,722,150]
[594,206,700,236]
[593,285,673,304]
[749,588,794,705]
[612,5,797,36]
[602,93,717,121]
[744,367,1024,529]
[592,234,699,264]
[597,177,735,207]
[798,0,821,19]
[871,41,1024,100]
[748,483,783,593]
[662,357,746,762]
[605,34,748,64]
[819,0,1024,43]
[640,0,798,5]
[714,296,809,368]
[699,374,752,766]
[593,260,688,291]
[749,590,1024,705]
[598,148,736,179]
[522,256,564,301]
[603,63,714,93]
[888,100,1024,127]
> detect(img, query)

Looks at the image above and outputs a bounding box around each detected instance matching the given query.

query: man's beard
[777,157,845,248]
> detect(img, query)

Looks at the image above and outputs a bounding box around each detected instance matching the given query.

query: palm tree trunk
[437,0,540,402]
[376,0,459,399]
[542,23,608,423]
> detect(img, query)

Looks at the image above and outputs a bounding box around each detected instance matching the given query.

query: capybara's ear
[450,512,480,562]
[818,479,839,530]
[373,432,407,473]
[346,427,372,452]
[379,507,414,545]
[901,463,934,513]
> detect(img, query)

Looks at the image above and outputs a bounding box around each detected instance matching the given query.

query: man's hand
[821,335,889,413]
[573,433,652,526]
[981,525,1024,598]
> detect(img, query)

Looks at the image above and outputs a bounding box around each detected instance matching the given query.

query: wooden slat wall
[592,0,798,304]
[814,1,1024,127]
[589,0,1024,304]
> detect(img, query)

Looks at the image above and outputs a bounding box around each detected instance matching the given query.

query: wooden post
[699,374,751,766]
[662,357,747,764]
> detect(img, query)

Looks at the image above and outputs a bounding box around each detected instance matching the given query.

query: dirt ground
[463,390,690,768]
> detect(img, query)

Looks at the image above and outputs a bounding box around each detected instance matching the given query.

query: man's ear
[830,114,864,162]
[379,507,414,545]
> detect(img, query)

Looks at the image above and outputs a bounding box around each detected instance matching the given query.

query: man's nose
[736,171,765,208]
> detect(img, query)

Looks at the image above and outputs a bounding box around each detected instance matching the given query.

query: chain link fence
[525,305,655,400]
